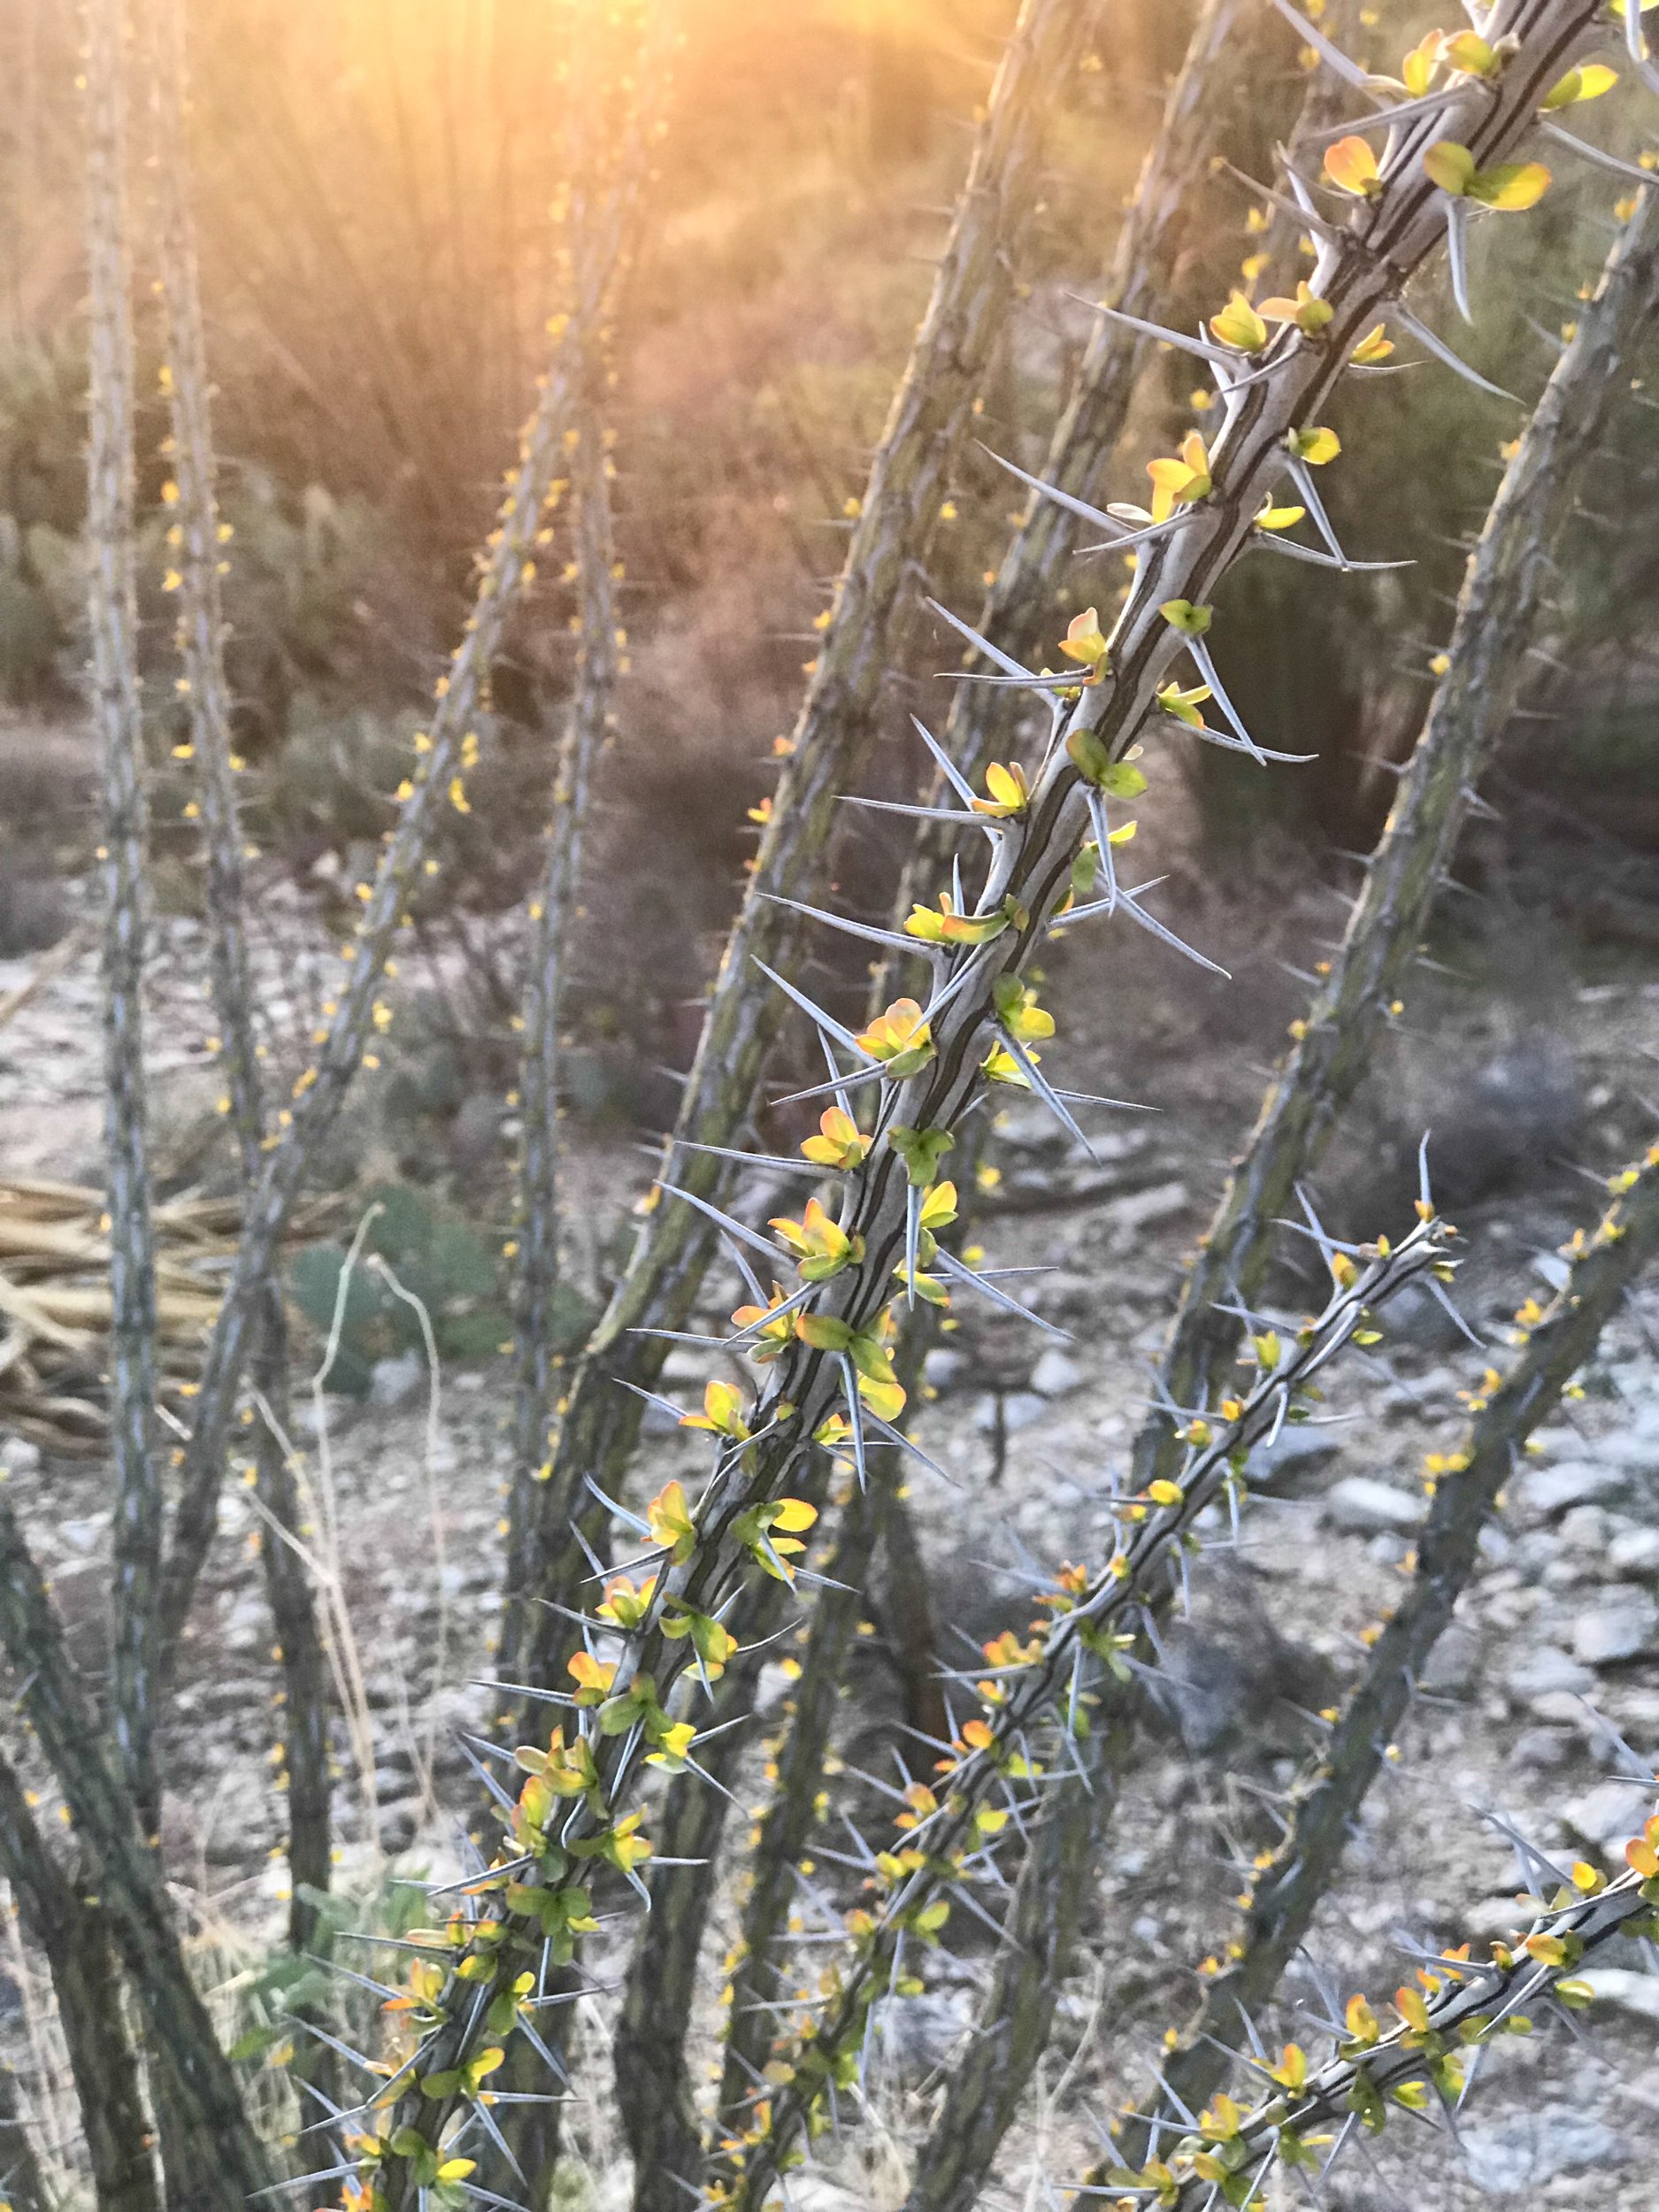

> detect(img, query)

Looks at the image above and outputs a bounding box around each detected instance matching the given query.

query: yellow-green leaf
[1422,140,1478,196]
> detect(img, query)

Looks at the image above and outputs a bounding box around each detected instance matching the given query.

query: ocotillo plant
[1092,1825,1659,2212]
[884,0,1265,949]
[1109,1135,1659,2175]
[911,1125,1659,2212]
[328,5,1642,2204]
[0,1750,161,2212]
[1132,173,1659,1495]
[712,1215,1453,2205]
[147,0,334,1953]
[86,0,163,1831]
[496,0,1105,1707]
[894,174,1659,2212]
[709,4,1294,2126]
[0,1498,273,2208]
[152,0,661,1675]
[504,2,649,1736]
[486,18,640,2192]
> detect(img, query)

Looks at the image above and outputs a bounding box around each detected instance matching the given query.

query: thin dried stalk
[0,1751,160,2212]
[496,0,1105,1704]
[1112,1139,1659,2169]
[0,1502,271,2206]
[86,0,162,1828]
[1133,180,1659,1490]
[146,0,334,1955]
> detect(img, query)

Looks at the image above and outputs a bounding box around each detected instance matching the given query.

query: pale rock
[1469,2106,1628,2194]
[1248,1429,1340,1492]
[975,1391,1045,1435]
[1510,1725,1573,1770]
[1462,2106,1625,2195]
[0,1436,41,1476]
[1463,1894,1531,1943]
[1599,1401,1659,1468]
[369,1350,425,1409]
[923,1347,967,1394]
[658,1346,711,1388]
[785,2182,864,2212]
[1502,1646,1594,1702]
[1029,1348,1083,1398]
[1517,1461,1626,1518]
[1609,1525,1659,1577]
[1576,1967,1659,2024]
[868,1985,972,2078]
[58,1513,110,1555]
[1321,1476,1423,1536]
[1418,1620,1480,1695]
[1562,1778,1654,1854]
[1104,1180,1189,1239]
[1572,1585,1657,1666]
[1558,1503,1609,1552]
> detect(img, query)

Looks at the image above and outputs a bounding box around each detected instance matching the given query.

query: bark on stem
[154,60,653,1675]
[497,0,1105,1712]
[895,182,1659,2212]
[86,0,162,1831]
[1132,194,1659,1492]
[0,1751,161,2212]
[0,1504,271,2204]
[1110,1139,1659,2171]
[146,0,334,1952]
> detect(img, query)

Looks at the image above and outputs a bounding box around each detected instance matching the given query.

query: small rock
[1576,1966,1659,2024]
[1502,1646,1594,1702]
[1462,2106,1624,2196]
[1248,1430,1340,1493]
[974,1391,1046,1435]
[0,1436,41,1476]
[1559,1503,1609,1553]
[58,1513,111,1555]
[1517,1461,1627,1518]
[1562,1778,1654,1855]
[369,1350,426,1409]
[1598,1402,1659,1470]
[1322,1476,1424,1536]
[784,2181,864,2212]
[1511,1725,1573,1770]
[1572,1586,1657,1667]
[1418,1620,1480,1695]
[659,1347,710,1387]
[1103,1180,1189,1240]
[923,1347,967,1394]
[1029,1348,1083,1398]
[1609,1525,1659,1577]
[1463,1894,1532,1943]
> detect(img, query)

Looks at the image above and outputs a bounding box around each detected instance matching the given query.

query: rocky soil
[0,886,1656,2208]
